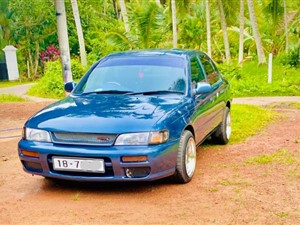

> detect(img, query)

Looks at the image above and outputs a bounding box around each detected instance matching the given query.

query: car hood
[26,94,185,133]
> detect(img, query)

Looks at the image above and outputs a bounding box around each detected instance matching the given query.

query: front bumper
[18,139,179,181]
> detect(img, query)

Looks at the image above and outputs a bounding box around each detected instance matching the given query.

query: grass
[217,178,250,186]
[275,212,289,218]
[71,192,81,201]
[246,149,296,165]
[0,80,31,88]
[0,94,28,102]
[221,61,300,97]
[230,104,277,143]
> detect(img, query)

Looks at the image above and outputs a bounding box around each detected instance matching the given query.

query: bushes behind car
[27,59,87,99]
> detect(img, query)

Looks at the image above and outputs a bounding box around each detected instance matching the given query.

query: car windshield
[74,56,187,95]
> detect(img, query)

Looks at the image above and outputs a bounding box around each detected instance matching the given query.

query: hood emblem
[96,136,111,142]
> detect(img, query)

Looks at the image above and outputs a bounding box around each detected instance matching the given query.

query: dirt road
[0,102,299,225]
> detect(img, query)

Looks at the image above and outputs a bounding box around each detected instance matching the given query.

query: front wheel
[174,130,197,183]
[212,107,231,145]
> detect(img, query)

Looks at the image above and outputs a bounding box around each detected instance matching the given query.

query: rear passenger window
[200,57,220,85]
[190,56,205,88]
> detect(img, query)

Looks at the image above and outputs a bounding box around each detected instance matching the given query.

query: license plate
[52,157,105,173]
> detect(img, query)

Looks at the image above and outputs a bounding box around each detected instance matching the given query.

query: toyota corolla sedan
[18,49,231,183]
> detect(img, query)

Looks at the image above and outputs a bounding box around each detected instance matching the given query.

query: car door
[199,54,225,131]
[189,54,213,144]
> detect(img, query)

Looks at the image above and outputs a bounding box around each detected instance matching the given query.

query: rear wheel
[212,107,231,145]
[174,130,196,183]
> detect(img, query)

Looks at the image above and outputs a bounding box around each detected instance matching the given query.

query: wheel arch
[226,100,231,109]
[183,125,195,139]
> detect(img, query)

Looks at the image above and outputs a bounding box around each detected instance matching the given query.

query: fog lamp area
[125,167,151,178]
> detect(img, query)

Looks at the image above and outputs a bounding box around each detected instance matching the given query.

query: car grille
[51,132,117,146]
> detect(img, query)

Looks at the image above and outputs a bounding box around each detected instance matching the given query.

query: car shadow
[41,176,179,194]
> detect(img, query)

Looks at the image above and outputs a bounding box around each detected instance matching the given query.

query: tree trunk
[55,0,73,83]
[112,0,119,19]
[205,0,211,57]
[71,0,87,67]
[238,0,244,64]
[283,0,288,52]
[217,0,231,63]
[27,48,33,77]
[119,0,130,33]
[247,0,266,64]
[33,42,39,77]
[171,0,177,48]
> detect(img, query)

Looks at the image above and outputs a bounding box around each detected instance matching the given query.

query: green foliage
[4,0,300,98]
[230,104,277,143]
[277,47,300,68]
[0,94,28,102]
[107,1,169,50]
[27,59,88,98]
[71,58,88,80]
[220,61,300,97]
[9,0,57,78]
[27,60,64,99]
[179,2,206,49]
[0,0,13,55]
[246,149,295,165]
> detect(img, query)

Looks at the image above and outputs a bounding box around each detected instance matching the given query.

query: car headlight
[115,130,169,146]
[23,127,52,142]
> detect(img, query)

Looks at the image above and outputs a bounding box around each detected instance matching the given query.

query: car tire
[174,130,196,183]
[212,107,231,145]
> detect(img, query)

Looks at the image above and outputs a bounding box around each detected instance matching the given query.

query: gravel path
[233,96,300,106]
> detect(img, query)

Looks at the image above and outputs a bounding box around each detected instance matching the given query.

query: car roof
[106,49,207,59]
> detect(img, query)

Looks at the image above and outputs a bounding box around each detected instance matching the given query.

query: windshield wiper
[127,90,184,95]
[82,90,133,95]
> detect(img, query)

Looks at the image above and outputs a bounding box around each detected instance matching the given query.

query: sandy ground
[0,102,299,225]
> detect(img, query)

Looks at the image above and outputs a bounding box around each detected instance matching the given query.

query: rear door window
[199,56,220,85]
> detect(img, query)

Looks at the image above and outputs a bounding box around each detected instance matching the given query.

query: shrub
[71,58,88,80]
[40,45,60,63]
[218,63,242,80]
[27,60,64,99]
[218,60,300,97]
[27,58,89,99]
[277,47,300,68]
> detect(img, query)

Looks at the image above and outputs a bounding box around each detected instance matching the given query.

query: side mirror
[194,82,212,95]
[64,82,77,93]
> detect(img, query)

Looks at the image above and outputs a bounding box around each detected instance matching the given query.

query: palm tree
[107,2,165,50]
[70,0,87,67]
[283,0,288,52]
[217,0,231,63]
[205,0,211,57]
[119,0,130,32]
[247,0,266,64]
[238,0,245,64]
[171,0,177,48]
[55,0,73,83]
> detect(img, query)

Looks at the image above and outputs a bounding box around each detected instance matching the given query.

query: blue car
[18,49,231,183]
